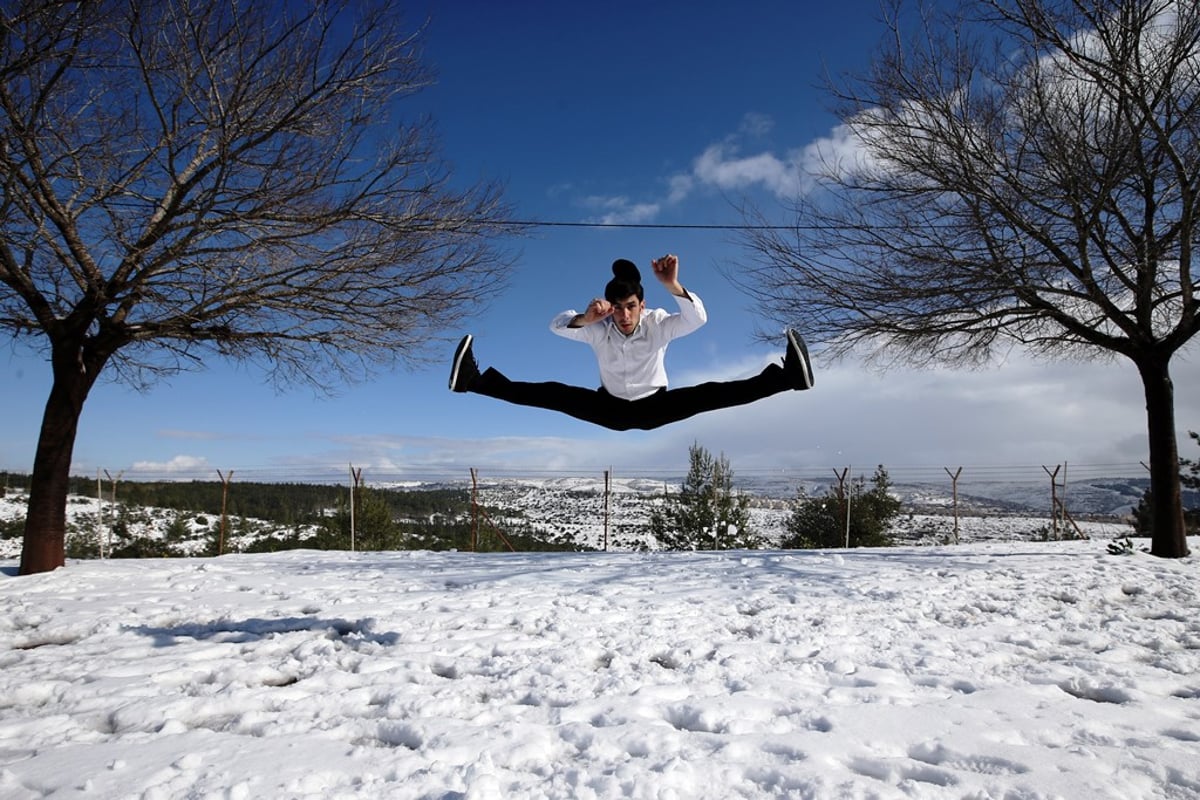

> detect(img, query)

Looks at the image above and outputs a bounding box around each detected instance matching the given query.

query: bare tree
[1,0,520,574]
[731,0,1198,558]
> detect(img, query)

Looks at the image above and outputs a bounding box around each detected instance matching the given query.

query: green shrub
[783,465,901,549]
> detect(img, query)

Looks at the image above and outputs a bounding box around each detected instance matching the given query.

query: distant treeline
[1,472,585,554]
[8,474,471,526]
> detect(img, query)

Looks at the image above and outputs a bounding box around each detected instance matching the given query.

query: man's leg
[474,365,790,430]
[451,330,813,431]
[470,368,645,431]
[623,364,793,429]
[619,330,814,429]
[452,336,644,430]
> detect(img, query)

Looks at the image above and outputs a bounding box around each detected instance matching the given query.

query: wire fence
[1,459,1153,531]
[20,459,1150,489]
[0,458,1157,560]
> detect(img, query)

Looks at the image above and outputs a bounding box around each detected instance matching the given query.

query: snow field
[1,541,1198,798]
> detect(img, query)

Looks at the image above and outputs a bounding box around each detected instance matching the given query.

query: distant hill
[0,471,1161,559]
[412,472,1164,517]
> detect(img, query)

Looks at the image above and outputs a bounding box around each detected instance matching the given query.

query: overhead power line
[96,197,803,231]
[499,219,798,231]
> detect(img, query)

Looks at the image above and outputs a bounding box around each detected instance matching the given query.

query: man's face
[610,294,644,335]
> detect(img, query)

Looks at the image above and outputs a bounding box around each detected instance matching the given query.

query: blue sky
[2,1,1198,487]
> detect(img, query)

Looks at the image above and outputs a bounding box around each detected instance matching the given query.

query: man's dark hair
[605,259,644,302]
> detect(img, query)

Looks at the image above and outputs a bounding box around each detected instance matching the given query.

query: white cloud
[691,143,799,197]
[738,111,775,137]
[597,203,661,225]
[565,112,877,218]
[128,454,213,476]
[792,121,880,189]
[665,173,694,204]
[578,194,661,225]
[304,432,614,481]
[663,116,879,205]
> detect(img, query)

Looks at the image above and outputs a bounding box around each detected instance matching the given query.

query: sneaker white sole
[787,329,814,390]
[449,334,473,391]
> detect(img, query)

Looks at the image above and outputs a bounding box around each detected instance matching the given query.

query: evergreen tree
[783,465,901,549]
[649,442,758,550]
[163,512,191,544]
[317,496,354,550]
[355,489,404,551]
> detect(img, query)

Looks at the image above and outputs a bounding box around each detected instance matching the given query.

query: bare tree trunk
[19,346,103,575]
[1137,356,1190,558]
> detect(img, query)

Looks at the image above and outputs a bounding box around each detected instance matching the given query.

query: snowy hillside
[0,491,322,561]
[0,472,1138,559]
[469,475,1132,551]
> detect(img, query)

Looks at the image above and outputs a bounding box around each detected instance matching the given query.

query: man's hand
[652,254,687,297]
[570,297,613,327]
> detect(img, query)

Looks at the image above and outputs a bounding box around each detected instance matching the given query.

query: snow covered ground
[2,540,1198,799]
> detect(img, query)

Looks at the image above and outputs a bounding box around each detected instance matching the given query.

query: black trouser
[469,363,793,431]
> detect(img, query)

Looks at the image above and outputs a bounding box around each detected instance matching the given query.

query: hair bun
[611,259,641,282]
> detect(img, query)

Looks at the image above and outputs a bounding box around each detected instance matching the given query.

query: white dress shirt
[549,293,707,400]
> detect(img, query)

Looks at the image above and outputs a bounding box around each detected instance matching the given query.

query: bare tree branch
[2,0,518,389]
[735,1,1198,360]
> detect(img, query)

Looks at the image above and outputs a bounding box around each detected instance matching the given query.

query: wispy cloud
[156,429,227,441]
[129,454,213,476]
[290,433,617,480]
[737,111,775,138]
[691,143,799,197]
[681,117,874,202]
[578,194,661,225]
[570,112,876,222]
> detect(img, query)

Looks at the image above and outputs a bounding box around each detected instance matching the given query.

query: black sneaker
[449,334,479,392]
[783,329,814,390]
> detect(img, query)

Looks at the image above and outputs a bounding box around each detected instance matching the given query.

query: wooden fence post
[217,469,234,555]
[604,468,610,552]
[833,467,850,547]
[104,469,123,557]
[470,468,479,552]
[1043,464,1062,539]
[96,469,104,558]
[348,464,363,552]
[945,466,963,544]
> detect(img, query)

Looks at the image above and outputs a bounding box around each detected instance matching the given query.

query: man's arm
[652,254,691,300]
[567,298,613,328]
[568,254,689,326]
[554,253,692,335]
[550,303,608,341]
[653,253,706,337]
